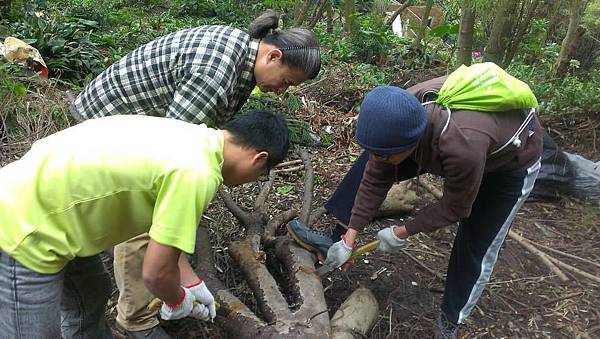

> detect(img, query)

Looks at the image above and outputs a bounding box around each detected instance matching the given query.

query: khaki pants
[113,233,159,331]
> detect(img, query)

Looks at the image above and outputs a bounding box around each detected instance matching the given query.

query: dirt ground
[2,70,599,338]
[150,79,599,338]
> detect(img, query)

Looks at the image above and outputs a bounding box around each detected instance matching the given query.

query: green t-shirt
[0,115,224,273]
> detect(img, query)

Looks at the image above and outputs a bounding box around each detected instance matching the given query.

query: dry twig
[508,231,570,282]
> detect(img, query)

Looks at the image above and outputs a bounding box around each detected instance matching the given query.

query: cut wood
[417,175,442,200]
[331,287,379,339]
[378,181,418,216]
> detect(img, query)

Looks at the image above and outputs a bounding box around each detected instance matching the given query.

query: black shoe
[433,313,459,339]
[286,218,341,262]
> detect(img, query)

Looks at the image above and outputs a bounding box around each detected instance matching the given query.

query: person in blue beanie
[286,77,543,338]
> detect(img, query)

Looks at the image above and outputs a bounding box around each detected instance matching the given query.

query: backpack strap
[490,108,535,156]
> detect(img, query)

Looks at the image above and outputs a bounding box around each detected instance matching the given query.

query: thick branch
[298,150,314,226]
[274,238,331,336]
[331,287,378,338]
[194,227,266,332]
[265,208,298,241]
[220,187,253,225]
[254,170,275,214]
[229,240,291,323]
[308,206,327,227]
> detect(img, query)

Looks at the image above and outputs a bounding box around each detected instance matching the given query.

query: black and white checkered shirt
[73,26,258,126]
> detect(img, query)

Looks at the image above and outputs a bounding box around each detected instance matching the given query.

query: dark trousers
[324,151,541,324]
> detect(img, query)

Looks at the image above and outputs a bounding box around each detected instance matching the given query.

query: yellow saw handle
[349,239,380,260]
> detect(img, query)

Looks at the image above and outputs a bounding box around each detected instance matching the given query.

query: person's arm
[178,253,201,286]
[142,239,184,305]
[166,41,241,125]
[345,156,397,244]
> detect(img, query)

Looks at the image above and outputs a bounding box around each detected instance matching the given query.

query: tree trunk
[294,0,314,27]
[326,1,334,33]
[411,0,434,51]
[554,0,586,76]
[483,0,518,65]
[501,0,540,68]
[456,1,476,67]
[341,0,356,33]
[308,0,328,29]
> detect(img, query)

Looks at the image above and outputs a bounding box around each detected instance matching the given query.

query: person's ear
[251,151,269,167]
[266,48,283,63]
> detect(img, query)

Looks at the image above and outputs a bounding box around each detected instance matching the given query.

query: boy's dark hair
[224,110,289,169]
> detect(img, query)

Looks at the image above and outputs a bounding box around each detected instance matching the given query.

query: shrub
[2,12,106,83]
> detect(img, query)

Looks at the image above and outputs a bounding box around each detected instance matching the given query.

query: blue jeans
[0,249,113,338]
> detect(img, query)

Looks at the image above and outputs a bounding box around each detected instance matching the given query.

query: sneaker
[286,219,338,262]
[433,313,459,339]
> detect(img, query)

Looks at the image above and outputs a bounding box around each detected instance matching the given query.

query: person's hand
[377,226,408,252]
[185,280,216,321]
[323,235,354,268]
[159,287,195,320]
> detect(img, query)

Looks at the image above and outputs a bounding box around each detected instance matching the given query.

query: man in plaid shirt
[73,25,256,127]
[71,10,320,339]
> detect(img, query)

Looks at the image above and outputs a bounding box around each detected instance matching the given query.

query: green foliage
[509,63,600,115]
[3,13,106,82]
[348,12,402,63]
[0,63,28,98]
[276,184,294,194]
[582,0,600,32]
[51,0,119,28]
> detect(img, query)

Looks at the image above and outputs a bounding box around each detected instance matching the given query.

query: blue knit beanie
[355,86,427,155]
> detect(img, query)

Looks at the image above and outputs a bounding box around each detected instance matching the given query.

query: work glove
[159,287,196,320]
[323,235,354,269]
[376,226,408,252]
[185,280,217,321]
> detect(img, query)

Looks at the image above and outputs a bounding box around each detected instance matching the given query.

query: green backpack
[435,62,538,112]
[427,62,538,155]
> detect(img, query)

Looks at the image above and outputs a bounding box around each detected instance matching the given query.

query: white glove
[323,236,353,269]
[185,280,216,321]
[376,226,408,252]
[159,287,195,320]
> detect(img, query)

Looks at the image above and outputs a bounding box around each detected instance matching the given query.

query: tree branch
[229,240,291,323]
[220,187,253,226]
[254,170,275,214]
[274,238,331,334]
[386,0,415,27]
[308,206,327,226]
[298,149,314,226]
[264,208,298,241]
[507,231,569,282]
[194,227,265,330]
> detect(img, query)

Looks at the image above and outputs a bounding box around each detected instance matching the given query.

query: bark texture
[456,2,476,67]
[554,0,586,76]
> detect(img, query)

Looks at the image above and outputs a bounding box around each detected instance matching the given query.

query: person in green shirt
[0,109,289,339]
